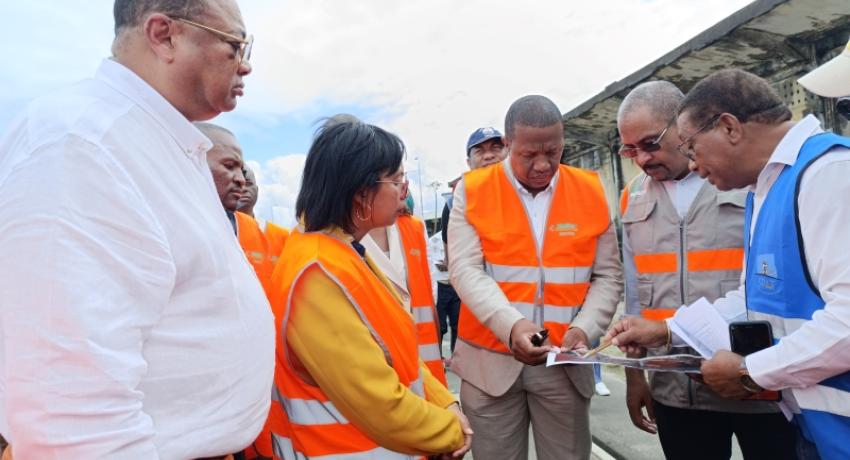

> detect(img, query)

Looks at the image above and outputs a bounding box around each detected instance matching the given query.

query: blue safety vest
[744,132,850,460]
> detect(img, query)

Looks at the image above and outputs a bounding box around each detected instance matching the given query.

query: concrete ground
[442,344,743,460]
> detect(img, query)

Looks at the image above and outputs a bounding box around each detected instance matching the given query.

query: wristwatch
[739,359,764,393]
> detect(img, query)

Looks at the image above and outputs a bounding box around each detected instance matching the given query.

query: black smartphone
[729,321,780,401]
[729,321,773,356]
[530,329,549,347]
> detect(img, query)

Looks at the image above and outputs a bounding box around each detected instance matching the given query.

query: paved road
[445,356,743,459]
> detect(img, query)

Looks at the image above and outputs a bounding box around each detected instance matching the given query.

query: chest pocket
[621,200,656,254]
[714,190,747,247]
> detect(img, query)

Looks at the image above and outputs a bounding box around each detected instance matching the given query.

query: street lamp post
[415,156,424,219]
[428,180,441,234]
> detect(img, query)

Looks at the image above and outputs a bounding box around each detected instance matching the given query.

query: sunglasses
[618,119,675,158]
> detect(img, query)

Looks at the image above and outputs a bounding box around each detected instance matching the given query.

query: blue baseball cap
[466,127,503,156]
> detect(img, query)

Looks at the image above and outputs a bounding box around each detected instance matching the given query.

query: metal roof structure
[560,0,850,213]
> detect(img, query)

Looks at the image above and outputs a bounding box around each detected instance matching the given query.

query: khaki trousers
[460,364,591,460]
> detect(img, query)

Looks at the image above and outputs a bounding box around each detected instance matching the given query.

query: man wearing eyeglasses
[606,67,850,459]
[617,81,794,459]
[0,1,271,459]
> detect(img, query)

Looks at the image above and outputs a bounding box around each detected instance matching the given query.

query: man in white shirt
[606,68,850,459]
[0,1,274,458]
[449,95,622,459]
[617,81,793,459]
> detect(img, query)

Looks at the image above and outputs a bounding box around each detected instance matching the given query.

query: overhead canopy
[562,0,850,157]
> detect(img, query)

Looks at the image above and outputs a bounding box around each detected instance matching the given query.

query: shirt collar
[95,59,212,158]
[764,114,823,169]
[749,114,823,192]
[503,157,559,196]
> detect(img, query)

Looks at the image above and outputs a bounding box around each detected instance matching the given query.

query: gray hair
[617,80,684,126]
[113,0,206,34]
[504,95,562,139]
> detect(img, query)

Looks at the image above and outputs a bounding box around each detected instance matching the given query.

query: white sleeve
[0,137,175,458]
[747,153,850,390]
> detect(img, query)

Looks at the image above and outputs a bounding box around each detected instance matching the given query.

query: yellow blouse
[285,251,463,455]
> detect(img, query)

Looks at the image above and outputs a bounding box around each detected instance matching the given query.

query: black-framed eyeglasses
[676,114,721,161]
[618,119,675,158]
[172,17,253,65]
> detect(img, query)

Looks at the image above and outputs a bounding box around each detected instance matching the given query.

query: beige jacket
[622,173,777,413]
[448,166,622,398]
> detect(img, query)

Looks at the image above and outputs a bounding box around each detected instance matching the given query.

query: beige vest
[622,173,776,413]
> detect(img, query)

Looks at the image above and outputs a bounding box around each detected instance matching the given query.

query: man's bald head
[504,95,563,140]
[195,122,245,211]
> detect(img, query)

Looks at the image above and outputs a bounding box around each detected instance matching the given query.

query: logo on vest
[755,253,780,292]
[409,248,422,258]
[549,222,578,236]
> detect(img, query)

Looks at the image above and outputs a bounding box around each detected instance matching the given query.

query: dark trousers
[435,282,461,353]
[653,400,797,460]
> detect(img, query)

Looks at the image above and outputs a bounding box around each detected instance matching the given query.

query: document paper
[668,296,731,358]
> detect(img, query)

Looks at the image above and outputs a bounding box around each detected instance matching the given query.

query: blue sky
[1,0,756,225]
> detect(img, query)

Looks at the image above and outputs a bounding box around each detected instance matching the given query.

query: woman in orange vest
[265,118,472,459]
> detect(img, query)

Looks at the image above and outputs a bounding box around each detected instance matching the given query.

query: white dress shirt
[671,115,850,394]
[505,159,556,248]
[427,232,449,284]
[622,172,706,315]
[0,59,274,459]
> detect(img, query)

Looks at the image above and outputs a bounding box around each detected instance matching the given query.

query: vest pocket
[719,278,740,298]
[638,280,653,308]
[622,201,656,252]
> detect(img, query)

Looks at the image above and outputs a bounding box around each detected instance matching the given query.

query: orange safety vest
[235,211,274,294]
[269,229,427,459]
[265,222,290,266]
[459,163,610,353]
[243,401,291,460]
[396,215,447,386]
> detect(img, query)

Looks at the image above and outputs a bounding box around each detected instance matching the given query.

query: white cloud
[1,0,756,223]
[240,0,754,218]
[248,155,306,228]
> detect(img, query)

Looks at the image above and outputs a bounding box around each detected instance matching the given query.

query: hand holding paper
[604,297,731,358]
[604,316,668,355]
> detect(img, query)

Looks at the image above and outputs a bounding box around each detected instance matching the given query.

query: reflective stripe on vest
[397,215,447,385]
[634,249,743,274]
[621,174,746,314]
[271,229,427,458]
[459,163,610,353]
[641,309,677,321]
[272,432,418,460]
[742,133,850,457]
